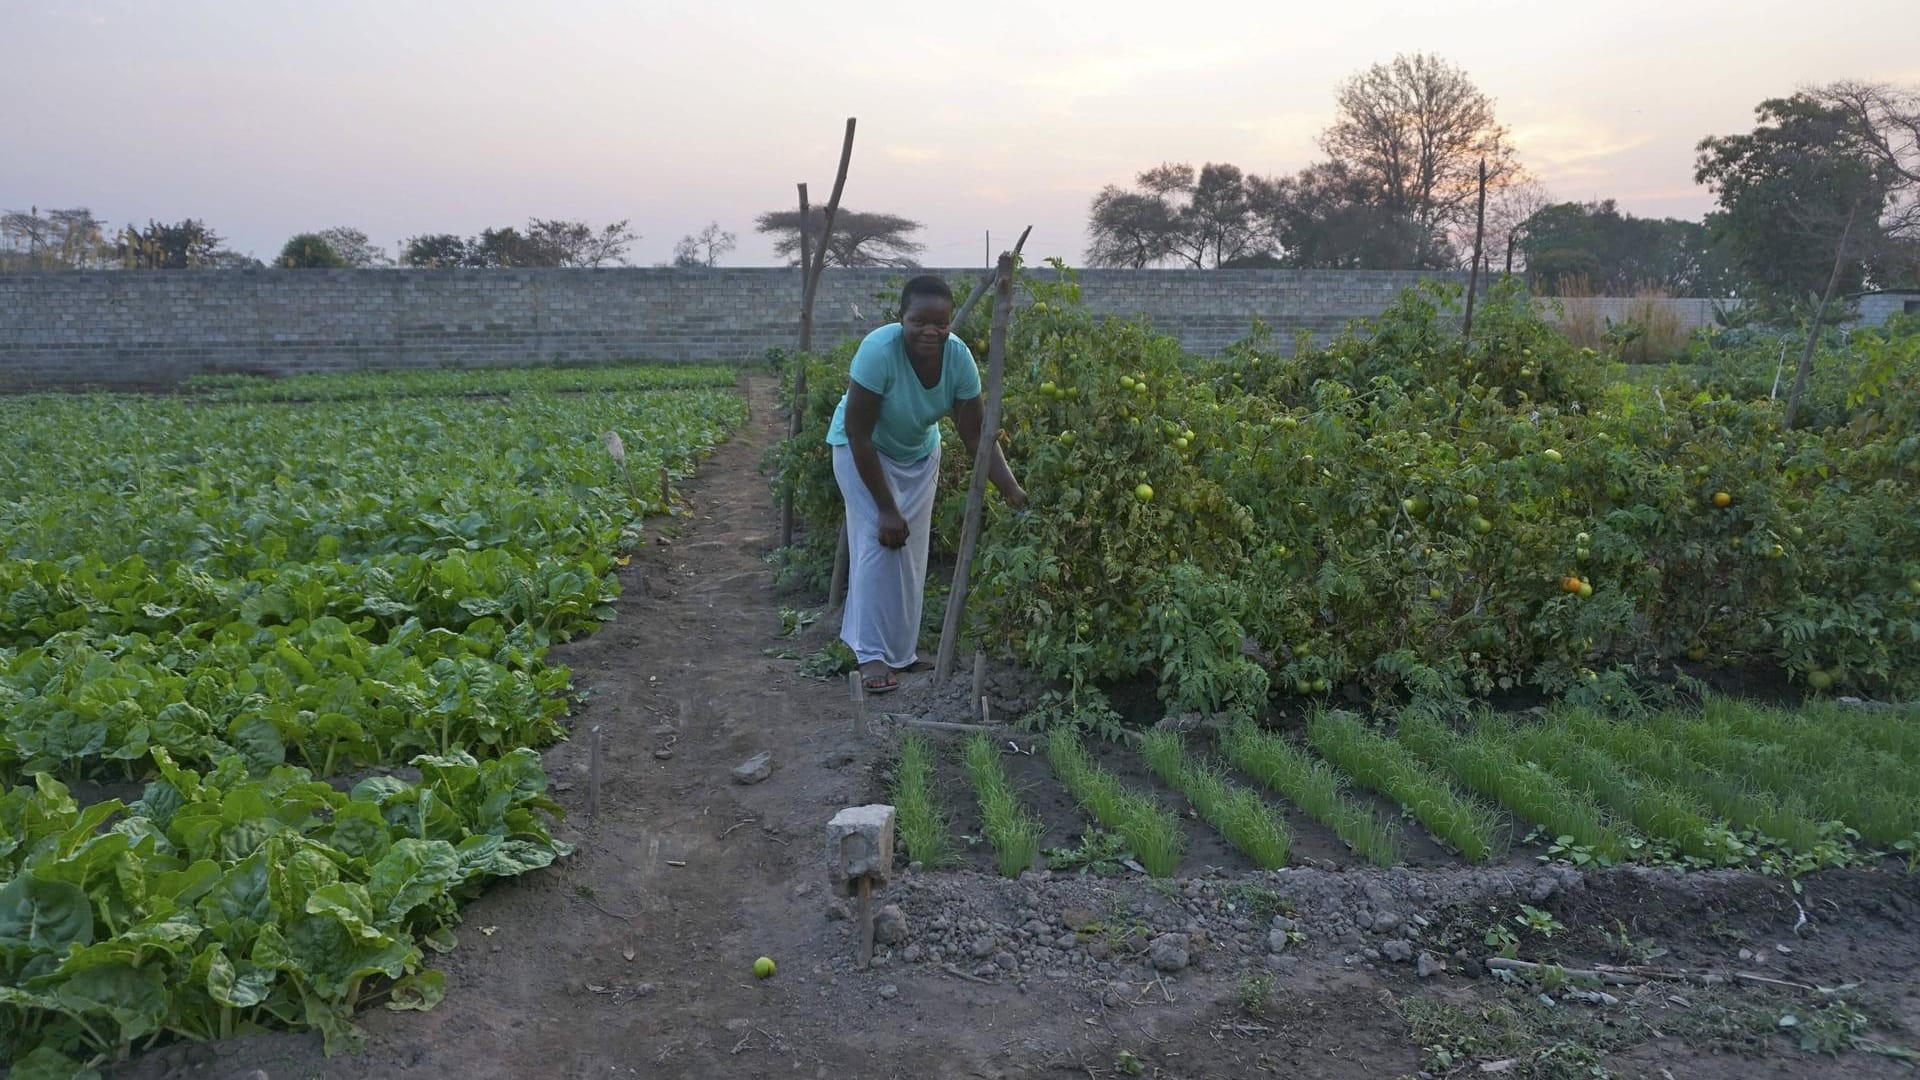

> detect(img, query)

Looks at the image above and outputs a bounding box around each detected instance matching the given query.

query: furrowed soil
[113,379,1920,1080]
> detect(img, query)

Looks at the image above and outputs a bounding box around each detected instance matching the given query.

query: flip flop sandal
[861,672,900,695]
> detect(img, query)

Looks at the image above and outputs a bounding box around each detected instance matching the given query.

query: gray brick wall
[4,266,1747,388]
[1859,292,1920,327]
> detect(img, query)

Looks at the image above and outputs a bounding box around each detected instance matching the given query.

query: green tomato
[1471,516,1493,535]
[1541,448,1562,463]
[1462,494,1480,509]
[1134,483,1154,503]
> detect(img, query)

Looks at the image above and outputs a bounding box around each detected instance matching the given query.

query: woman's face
[901,295,953,362]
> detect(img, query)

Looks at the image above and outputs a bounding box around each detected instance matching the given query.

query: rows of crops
[894,697,1913,877]
[0,370,745,1075]
[780,272,1920,712]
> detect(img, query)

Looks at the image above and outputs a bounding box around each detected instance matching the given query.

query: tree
[1697,95,1893,306]
[277,233,348,268]
[116,219,231,268]
[755,207,923,268]
[1248,162,1450,270]
[523,218,636,267]
[1518,201,1738,296]
[672,221,737,267]
[1698,84,1919,425]
[1085,162,1265,268]
[1085,185,1181,268]
[402,233,470,268]
[1320,52,1522,266]
[401,219,635,268]
[0,206,110,269]
[315,226,390,268]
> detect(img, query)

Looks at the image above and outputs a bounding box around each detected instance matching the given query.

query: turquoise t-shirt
[825,324,981,464]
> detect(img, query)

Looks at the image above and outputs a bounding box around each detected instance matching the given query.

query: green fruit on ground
[1471,516,1493,535]
[755,957,777,979]
[1135,483,1154,503]
[1808,670,1834,691]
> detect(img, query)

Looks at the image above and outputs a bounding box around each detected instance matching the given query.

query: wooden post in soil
[933,253,1014,684]
[827,520,849,616]
[1461,157,1489,344]
[950,225,1032,334]
[780,118,857,551]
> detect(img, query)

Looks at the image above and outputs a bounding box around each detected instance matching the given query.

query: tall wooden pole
[1785,198,1861,430]
[949,226,1031,338]
[934,253,1014,683]
[1461,157,1489,344]
[780,118,857,550]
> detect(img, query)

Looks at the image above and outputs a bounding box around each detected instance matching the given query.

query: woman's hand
[877,507,910,549]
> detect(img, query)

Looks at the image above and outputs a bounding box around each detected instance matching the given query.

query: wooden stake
[827,518,849,614]
[587,724,603,822]
[1462,157,1488,343]
[780,118,858,549]
[856,874,875,970]
[849,670,866,732]
[933,254,1014,682]
[971,651,987,710]
[950,225,1032,332]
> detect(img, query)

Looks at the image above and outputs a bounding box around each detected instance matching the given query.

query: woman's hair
[898,275,954,318]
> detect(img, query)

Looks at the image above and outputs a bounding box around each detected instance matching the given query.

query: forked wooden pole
[950,225,1031,332]
[780,118,858,549]
[933,254,1014,682]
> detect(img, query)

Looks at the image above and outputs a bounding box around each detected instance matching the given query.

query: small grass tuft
[962,734,1043,877]
[892,733,953,868]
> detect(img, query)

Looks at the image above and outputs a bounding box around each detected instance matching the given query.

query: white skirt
[833,443,941,668]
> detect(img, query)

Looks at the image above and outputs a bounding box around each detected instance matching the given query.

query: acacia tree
[1320,52,1522,267]
[672,221,737,267]
[755,207,922,268]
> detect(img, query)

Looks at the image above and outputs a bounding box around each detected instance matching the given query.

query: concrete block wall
[1859,292,1920,327]
[5,266,1781,388]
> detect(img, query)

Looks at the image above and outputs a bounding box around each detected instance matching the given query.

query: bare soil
[111,379,1920,1080]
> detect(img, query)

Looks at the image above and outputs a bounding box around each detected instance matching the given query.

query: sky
[4,0,1917,268]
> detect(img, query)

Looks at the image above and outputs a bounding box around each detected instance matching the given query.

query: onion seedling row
[1140,729,1290,869]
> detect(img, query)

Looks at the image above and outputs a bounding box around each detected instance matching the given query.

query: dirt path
[117,378,1920,1080]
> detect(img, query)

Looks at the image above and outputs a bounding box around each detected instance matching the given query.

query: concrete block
[826,803,895,895]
